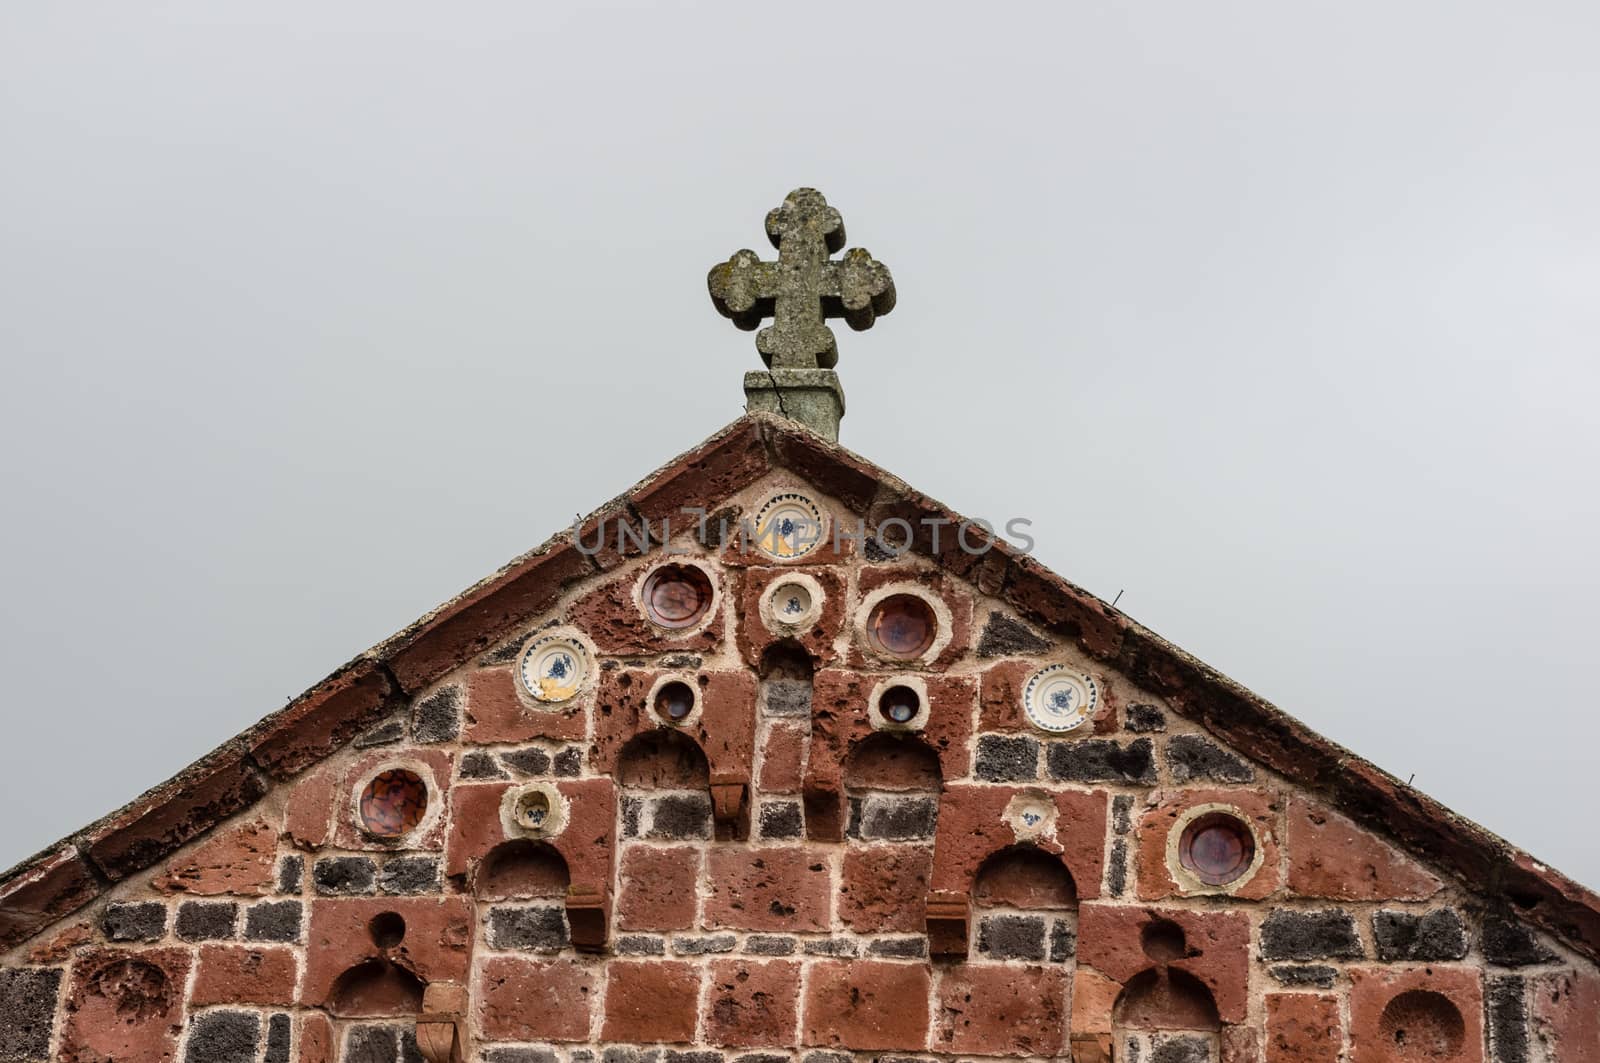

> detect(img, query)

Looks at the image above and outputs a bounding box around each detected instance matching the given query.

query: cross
[708,188,897,370]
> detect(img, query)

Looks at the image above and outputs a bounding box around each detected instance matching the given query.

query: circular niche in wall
[641,563,716,630]
[1177,811,1257,887]
[865,593,938,659]
[358,769,428,839]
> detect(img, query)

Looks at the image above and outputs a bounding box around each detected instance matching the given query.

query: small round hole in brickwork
[1177,811,1255,887]
[866,594,937,658]
[1141,919,1186,962]
[880,684,921,725]
[368,912,406,949]
[642,564,714,629]
[358,769,428,839]
[655,679,696,723]
[1379,990,1465,1060]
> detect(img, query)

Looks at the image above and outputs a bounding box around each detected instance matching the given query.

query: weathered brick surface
[479,956,598,1042]
[59,948,192,1063]
[933,963,1067,1056]
[838,846,930,933]
[705,958,801,1047]
[602,960,702,1043]
[1286,798,1441,901]
[154,818,277,896]
[706,848,831,932]
[189,944,298,1005]
[617,846,700,931]
[803,960,931,1051]
[1264,992,1341,1062]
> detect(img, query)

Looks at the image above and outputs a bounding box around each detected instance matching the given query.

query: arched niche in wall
[475,839,571,901]
[842,731,942,843]
[970,845,1078,963]
[616,729,714,842]
[1111,957,1222,1061]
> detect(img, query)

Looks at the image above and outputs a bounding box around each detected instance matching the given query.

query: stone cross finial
[708,188,896,370]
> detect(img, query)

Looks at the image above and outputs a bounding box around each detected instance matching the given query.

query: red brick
[27,920,94,963]
[809,670,977,803]
[1348,965,1483,1063]
[0,846,101,950]
[59,947,191,1063]
[765,419,881,513]
[302,897,473,1008]
[1532,969,1600,1059]
[569,571,726,656]
[803,959,931,1051]
[463,666,586,743]
[705,958,801,1048]
[443,779,615,890]
[839,846,931,933]
[1286,797,1441,901]
[283,761,338,849]
[249,658,395,779]
[617,846,700,931]
[1134,787,1282,901]
[602,960,701,1043]
[154,818,277,896]
[384,539,594,692]
[478,956,598,1042]
[1266,993,1342,1062]
[706,847,831,932]
[759,724,806,794]
[735,565,848,667]
[300,1012,335,1063]
[1077,903,1251,1025]
[190,944,299,1006]
[81,748,269,882]
[928,784,1107,903]
[934,963,1067,1056]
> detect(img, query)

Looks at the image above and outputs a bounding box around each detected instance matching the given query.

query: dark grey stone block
[102,901,166,942]
[1260,909,1363,961]
[313,857,377,896]
[1046,738,1157,785]
[244,900,303,943]
[183,1010,259,1063]
[1166,735,1253,783]
[488,905,568,951]
[175,901,237,941]
[974,734,1040,782]
[0,967,62,1061]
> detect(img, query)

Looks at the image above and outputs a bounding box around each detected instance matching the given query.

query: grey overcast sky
[1,4,1596,886]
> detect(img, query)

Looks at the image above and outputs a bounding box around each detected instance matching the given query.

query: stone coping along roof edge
[2,412,1596,961]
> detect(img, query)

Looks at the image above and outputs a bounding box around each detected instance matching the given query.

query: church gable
[2,178,1597,1062]
[1,411,1597,1061]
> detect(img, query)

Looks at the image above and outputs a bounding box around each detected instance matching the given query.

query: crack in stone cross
[708,188,897,370]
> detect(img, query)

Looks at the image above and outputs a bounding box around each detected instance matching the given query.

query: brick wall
[1,472,1596,1062]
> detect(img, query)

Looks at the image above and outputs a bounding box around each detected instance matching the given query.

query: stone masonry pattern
[1,420,1597,1063]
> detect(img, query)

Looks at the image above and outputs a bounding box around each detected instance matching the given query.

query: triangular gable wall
[1,413,1597,1059]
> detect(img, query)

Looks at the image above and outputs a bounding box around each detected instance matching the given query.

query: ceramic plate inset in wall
[517,635,591,704]
[1022,665,1097,733]
[752,492,826,561]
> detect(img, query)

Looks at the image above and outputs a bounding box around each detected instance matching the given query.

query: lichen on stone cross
[707,188,897,370]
